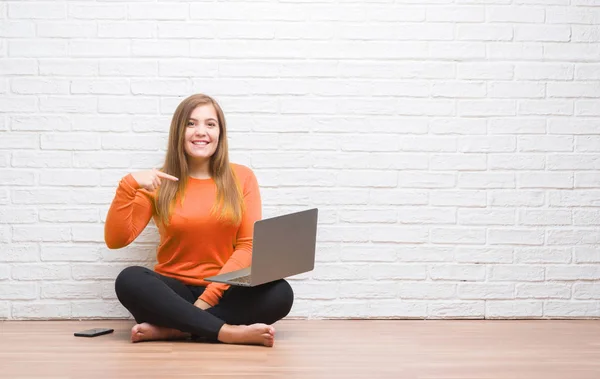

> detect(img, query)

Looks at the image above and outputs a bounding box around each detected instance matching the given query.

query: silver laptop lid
[250,208,318,286]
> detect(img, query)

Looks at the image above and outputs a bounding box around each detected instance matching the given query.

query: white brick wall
[1,1,599,321]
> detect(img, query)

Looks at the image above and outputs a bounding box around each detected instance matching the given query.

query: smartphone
[74,328,114,337]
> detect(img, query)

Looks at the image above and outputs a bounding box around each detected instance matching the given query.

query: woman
[104,94,294,347]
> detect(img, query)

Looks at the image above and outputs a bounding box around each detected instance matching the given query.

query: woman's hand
[131,169,178,192]
[194,299,212,310]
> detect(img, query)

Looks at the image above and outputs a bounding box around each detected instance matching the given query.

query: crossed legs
[114,266,294,346]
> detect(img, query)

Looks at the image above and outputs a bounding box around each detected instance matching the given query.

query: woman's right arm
[104,170,178,249]
[104,173,153,249]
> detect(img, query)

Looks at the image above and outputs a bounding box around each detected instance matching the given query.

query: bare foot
[130,323,189,343]
[217,323,275,347]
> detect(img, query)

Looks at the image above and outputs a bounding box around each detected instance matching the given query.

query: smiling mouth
[192,141,209,146]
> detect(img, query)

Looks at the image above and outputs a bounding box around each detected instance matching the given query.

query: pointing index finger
[156,171,179,181]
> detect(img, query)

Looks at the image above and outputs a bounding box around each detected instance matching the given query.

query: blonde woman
[105,94,293,347]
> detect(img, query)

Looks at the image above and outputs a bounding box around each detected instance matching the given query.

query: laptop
[204,208,318,287]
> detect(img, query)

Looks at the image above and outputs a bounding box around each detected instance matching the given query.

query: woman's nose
[193,124,207,135]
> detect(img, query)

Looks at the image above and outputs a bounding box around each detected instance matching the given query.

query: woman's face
[183,104,220,164]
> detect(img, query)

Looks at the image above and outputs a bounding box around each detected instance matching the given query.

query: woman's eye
[187,121,194,126]
[208,123,216,128]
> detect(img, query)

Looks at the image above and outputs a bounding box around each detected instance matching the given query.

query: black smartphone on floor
[74,328,114,337]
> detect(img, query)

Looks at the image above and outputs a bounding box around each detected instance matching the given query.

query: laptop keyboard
[229,275,251,284]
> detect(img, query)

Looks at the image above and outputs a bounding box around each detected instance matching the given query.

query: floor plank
[1,320,599,379]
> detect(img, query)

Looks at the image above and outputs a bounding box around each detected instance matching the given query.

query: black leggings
[114,266,294,341]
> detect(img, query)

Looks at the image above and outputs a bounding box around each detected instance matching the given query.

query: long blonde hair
[155,94,244,226]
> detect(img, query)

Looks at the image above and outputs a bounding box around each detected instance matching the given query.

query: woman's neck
[187,159,211,179]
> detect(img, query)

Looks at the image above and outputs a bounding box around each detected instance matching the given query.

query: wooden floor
[1,320,600,379]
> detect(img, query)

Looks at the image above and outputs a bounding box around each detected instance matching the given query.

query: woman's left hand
[194,299,211,310]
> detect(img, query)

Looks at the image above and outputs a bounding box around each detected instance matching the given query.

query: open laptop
[204,208,318,287]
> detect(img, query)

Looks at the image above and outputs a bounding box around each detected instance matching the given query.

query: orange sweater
[104,164,261,306]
